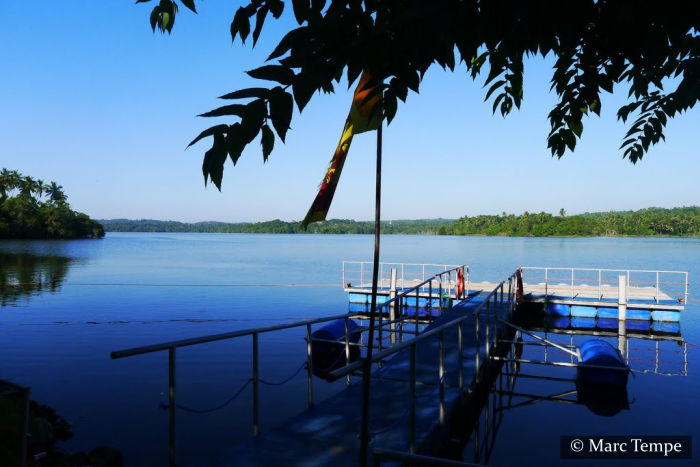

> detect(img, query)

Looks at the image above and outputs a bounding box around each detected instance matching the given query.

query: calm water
[1,233,698,465]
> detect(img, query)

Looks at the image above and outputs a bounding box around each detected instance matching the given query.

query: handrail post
[485,310,490,359]
[439,330,445,427]
[409,343,416,454]
[571,268,574,299]
[475,313,480,384]
[306,324,314,408]
[458,321,464,401]
[252,332,259,437]
[345,317,351,386]
[428,282,433,316]
[415,287,419,334]
[656,271,660,304]
[168,346,176,467]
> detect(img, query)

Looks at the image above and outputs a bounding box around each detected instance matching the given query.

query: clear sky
[1,2,698,223]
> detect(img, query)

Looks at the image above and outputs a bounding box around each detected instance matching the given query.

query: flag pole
[359,121,382,465]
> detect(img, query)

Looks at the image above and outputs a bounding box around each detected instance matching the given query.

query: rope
[259,362,307,386]
[161,360,307,413]
[161,378,252,414]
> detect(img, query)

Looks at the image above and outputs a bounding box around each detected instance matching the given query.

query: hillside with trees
[99,218,453,235]
[442,207,699,237]
[0,169,104,239]
[100,207,699,237]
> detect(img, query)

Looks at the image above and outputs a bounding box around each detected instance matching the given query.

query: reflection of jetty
[111,262,689,466]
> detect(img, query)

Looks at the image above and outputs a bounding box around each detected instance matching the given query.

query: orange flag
[301,72,382,229]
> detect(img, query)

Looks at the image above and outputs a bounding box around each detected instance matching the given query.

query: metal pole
[345,317,352,386]
[359,122,382,467]
[475,313,480,384]
[439,330,445,426]
[253,332,260,437]
[306,324,314,408]
[409,343,416,454]
[656,271,660,304]
[168,347,176,466]
[458,321,464,401]
[618,275,628,358]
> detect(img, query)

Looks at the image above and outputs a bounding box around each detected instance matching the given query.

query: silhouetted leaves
[269,87,293,141]
[202,133,228,189]
[261,125,275,161]
[247,65,295,85]
[137,0,700,189]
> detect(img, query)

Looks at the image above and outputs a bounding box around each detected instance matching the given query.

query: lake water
[1,233,698,465]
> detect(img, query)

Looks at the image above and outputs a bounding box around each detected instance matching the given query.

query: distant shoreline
[99,206,699,237]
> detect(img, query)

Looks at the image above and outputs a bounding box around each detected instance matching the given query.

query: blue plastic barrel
[310,318,361,378]
[546,303,570,316]
[577,339,629,386]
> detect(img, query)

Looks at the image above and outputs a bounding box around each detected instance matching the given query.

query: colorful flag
[301,72,382,229]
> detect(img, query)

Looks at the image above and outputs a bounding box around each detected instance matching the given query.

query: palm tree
[19,176,38,198]
[35,179,46,200]
[0,169,21,200]
[45,182,66,205]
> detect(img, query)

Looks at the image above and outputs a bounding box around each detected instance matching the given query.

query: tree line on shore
[0,169,104,239]
[101,206,699,237]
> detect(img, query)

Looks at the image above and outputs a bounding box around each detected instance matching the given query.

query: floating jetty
[110,262,689,466]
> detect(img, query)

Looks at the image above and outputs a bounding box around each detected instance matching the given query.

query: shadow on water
[0,252,74,306]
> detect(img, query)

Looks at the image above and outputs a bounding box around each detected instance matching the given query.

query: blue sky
[1,1,698,222]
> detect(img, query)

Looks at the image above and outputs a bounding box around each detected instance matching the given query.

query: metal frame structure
[342,261,468,294]
[520,266,688,304]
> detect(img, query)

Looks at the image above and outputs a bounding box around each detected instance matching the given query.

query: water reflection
[459,316,687,464]
[0,251,73,306]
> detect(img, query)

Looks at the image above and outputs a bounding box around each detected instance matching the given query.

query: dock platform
[200,293,510,466]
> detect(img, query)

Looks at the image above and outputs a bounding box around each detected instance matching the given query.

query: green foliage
[100,218,454,235]
[446,206,700,237]
[99,208,700,237]
[0,169,104,240]
[138,1,700,192]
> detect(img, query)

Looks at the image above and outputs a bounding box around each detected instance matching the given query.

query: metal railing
[520,267,689,304]
[110,265,470,465]
[112,312,365,465]
[342,261,467,294]
[328,270,519,455]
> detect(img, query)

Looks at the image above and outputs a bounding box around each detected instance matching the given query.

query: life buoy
[456,268,465,299]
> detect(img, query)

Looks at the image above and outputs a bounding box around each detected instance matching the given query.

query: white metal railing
[520,267,689,304]
[342,261,468,297]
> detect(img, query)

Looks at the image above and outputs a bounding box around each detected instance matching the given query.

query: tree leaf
[230,7,251,43]
[384,94,398,125]
[252,6,268,46]
[261,125,275,161]
[149,7,159,31]
[187,124,229,148]
[267,28,304,61]
[247,65,295,85]
[198,104,248,118]
[180,0,196,13]
[292,0,310,25]
[202,133,228,190]
[218,88,270,100]
[292,74,315,111]
[268,0,284,18]
[269,88,294,141]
